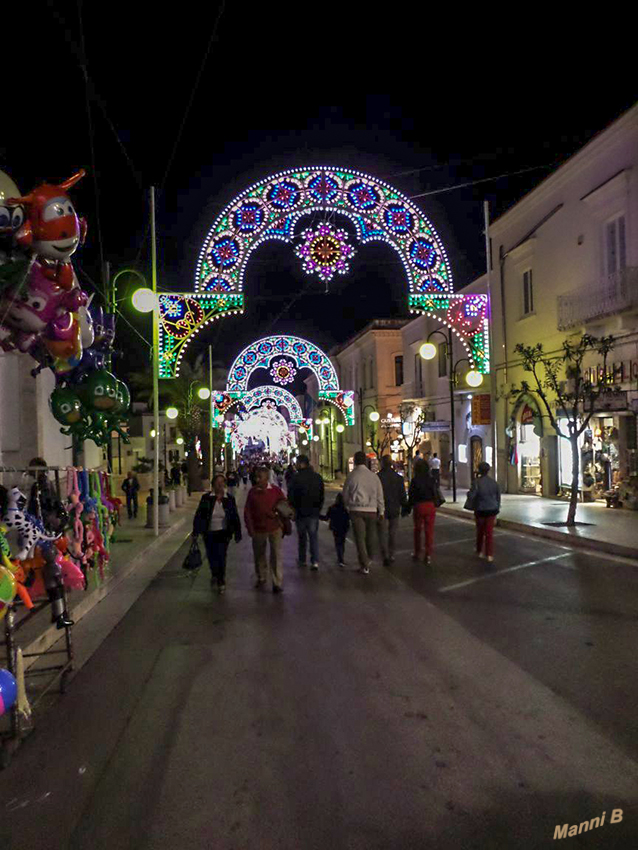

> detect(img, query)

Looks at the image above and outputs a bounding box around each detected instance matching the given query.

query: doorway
[470,435,483,480]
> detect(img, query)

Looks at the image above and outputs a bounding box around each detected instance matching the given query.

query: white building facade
[489,102,638,503]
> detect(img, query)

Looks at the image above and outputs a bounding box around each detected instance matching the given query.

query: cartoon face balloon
[0,170,24,237]
[50,387,84,425]
[8,170,86,261]
[83,369,118,411]
[115,380,130,413]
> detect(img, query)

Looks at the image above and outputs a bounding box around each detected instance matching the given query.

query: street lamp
[418,327,486,502]
[165,406,178,420]
[197,387,211,400]
[176,436,184,446]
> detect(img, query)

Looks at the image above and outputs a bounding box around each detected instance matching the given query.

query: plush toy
[2,487,59,560]
[66,467,85,562]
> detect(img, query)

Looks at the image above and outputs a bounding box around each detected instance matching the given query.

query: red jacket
[244,484,285,535]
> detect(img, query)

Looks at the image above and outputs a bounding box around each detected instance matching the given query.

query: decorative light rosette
[270,359,297,386]
[294,223,355,282]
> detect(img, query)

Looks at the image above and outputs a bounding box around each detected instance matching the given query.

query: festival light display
[226,335,354,426]
[294,223,355,281]
[269,358,297,386]
[156,167,489,379]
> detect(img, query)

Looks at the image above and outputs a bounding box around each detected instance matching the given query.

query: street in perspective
[0,19,637,849]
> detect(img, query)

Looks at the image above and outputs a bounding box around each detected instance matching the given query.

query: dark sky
[4,4,636,386]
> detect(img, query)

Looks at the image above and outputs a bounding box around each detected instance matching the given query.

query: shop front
[512,402,543,494]
[558,409,638,507]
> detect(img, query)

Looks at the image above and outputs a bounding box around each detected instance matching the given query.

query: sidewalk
[10,495,199,672]
[439,487,638,561]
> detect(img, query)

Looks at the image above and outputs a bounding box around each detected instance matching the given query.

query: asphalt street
[1,489,638,849]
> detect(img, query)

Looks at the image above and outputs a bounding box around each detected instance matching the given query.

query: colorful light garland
[154,167,489,380]
[294,222,355,281]
[269,358,297,385]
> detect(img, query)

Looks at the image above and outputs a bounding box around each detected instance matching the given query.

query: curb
[437,505,638,562]
[21,513,192,671]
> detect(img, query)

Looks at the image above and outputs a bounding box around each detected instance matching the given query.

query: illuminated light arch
[158,167,490,378]
[227,406,294,456]
[225,334,354,425]
[218,385,304,424]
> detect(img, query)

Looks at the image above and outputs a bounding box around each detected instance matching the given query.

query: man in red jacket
[244,466,286,592]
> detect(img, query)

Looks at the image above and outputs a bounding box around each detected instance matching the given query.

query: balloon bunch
[50,369,130,447]
[0,168,130,447]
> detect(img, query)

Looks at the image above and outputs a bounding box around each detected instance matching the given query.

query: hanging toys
[0,167,131,448]
[0,668,18,717]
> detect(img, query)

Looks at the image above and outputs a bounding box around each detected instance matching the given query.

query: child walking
[326,493,350,568]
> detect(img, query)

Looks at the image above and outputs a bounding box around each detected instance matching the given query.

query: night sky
[4,4,636,389]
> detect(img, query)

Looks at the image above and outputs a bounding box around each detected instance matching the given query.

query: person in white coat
[342,451,385,574]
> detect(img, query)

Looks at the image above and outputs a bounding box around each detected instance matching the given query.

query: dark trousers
[126,494,138,518]
[204,531,230,585]
[296,516,319,564]
[431,469,440,486]
[334,533,347,564]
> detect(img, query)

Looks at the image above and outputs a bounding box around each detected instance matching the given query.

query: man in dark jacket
[287,454,324,570]
[377,455,407,565]
[193,474,242,593]
[122,471,140,519]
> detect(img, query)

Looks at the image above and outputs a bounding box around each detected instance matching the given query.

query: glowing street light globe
[315,418,322,426]
[302,439,308,446]
[176,437,184,445]
[419,342,436,360]
[150,429,156,438]
[132,287,156,313]
[336,424,345,433]
[197,387,211,400]
[313,435,320,442]
[322,417,330,425]
[466,370,484,388]
[165,406,179,420]
[369,411,380,422]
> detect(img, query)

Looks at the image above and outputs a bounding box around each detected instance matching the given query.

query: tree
[512,334,615,526]
[369,417,399,462]
[398,402,429,481]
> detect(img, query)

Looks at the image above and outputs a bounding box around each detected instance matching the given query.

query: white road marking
[437,552,572,593]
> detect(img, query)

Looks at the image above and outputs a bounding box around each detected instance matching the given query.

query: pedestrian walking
[408,459,438,565]
[287,454,324,570]
[122,471,140,519]
[466,461,501,563]
[377,455,407,566]
[226,469,239,500]
[244,466,286,593]
[429,452,441,486]
[342,451,385,575]
[284,462,296,493]
[193,474,242,593]
[326,492,350,567]
[171,464,181,487]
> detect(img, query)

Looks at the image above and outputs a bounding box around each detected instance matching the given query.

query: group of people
[191,449,502,594]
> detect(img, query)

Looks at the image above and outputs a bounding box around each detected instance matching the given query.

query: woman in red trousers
[467,461,501,563]
[408,459,438,565]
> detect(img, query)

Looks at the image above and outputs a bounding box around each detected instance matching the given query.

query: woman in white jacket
[342,452,385,574]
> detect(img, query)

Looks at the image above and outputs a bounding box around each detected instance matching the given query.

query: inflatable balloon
[0,564,16,619]
[0,668,17,717]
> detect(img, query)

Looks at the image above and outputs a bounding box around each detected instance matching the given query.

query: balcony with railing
[557,267,638,330]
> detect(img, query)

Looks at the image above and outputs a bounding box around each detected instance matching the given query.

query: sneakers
[338,562,345,569]
[310,563,319,571]
[218,583,226,594]
[424,555,431,566]
[272,585,284,594]
[477,551,486,560]
[486,556,494,563]
[359,566,370,575]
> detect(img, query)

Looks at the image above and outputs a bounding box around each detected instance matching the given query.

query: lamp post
[358,387,380,453]
[420,328,484,503]
[130,189,160,535]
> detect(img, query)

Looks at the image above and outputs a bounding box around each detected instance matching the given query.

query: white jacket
[342,465,385,514]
